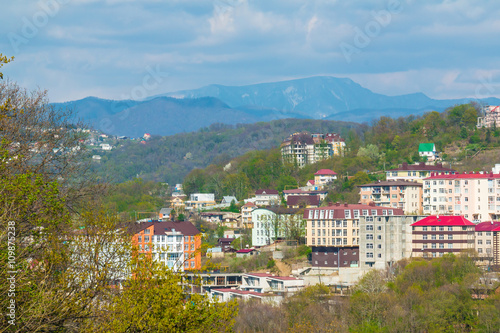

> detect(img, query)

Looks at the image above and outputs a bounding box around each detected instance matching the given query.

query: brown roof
[304,203,404,218]
[287,195,320,207]
[388,162,456,172]
[255,189,279,195]
[358,180,422,187]
[475,221,500,232]
[133,221,200,236]
[256,207,302,214]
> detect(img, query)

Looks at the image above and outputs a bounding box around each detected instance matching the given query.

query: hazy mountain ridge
[55,76,500,137]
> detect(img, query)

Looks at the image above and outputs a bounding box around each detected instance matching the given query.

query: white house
[240,272,304,295]
[418,143,437,161]
[245,189,280,206]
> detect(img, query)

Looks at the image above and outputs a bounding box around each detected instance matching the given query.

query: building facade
[358,180,423,214]
[185,193,216,211]
[475,221,500,266]
[477,105,500,128]
[359,215,426,270]
[251,207,303,247]
[241,202,257,228]
[132,221,202,271]
[280,132,345,168]
[303,203,404,268]
[410,215,475,258]
[423,172,500,222]
[386,162,456,183]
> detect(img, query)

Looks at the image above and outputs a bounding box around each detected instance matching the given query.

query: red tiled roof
[314,169,337,175]
[475,221,500,232]
[358,180,422,187]
[243,202,257,207]
[255,189,280,195]
[307,180,315,185]
[236,249,256,253]
[425,172,500,180]
[411,215,474,227]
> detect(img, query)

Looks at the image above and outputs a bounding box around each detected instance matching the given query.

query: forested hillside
[182,103,500,202]
[93,119,363,184]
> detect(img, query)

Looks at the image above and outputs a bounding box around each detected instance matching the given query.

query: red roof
[314,169,337,175]
[425,172,500,180]
[475,221,500,232]
[255,189,279,195]
[243,202,257,207]
[411,215,474,227]
[287,195,320,207]
[134,221,200,236]
[307,180,315,185]
[236,249,256,253]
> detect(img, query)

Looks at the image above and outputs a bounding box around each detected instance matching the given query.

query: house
[251,207,304,247]
[280,132,345,168]
[221,196,238,205]
[386,162,456,183]
[423,171,500,222]
[185,193,216,211]
[410,215,475,258]
[200,212,224,223]
[218,238,234,252]
[241,202,257,228]
[240,272,305,295]
[236,248,259,258]
[245,189,280,206]
[159,208,172,220]
[100,143,112,151]
[314,169,337,189]
[206,247,224,258]
[170,194,186,210]
[131,220,202,271]
[358,180,423,214]
[286,195,320,208]
[474,221,500,266]
[418,143,438,161]
[303,203,404,268]
[359,215,426,270]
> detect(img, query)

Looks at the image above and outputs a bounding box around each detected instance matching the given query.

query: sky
[1,0,500,103]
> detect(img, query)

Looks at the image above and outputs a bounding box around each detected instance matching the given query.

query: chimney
[336,202,340,206]
[420,162,425,166]
[402,162,408,170]
[344,202,348,207]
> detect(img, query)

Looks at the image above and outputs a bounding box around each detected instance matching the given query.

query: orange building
[132,221,201,272]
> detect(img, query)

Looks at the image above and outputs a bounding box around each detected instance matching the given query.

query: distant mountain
[159,76,500,119]
[56,76,500,137]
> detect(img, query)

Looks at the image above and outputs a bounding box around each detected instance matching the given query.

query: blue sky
[1,0,500,102]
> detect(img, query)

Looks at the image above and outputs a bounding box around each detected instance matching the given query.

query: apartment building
[251,207,303,246]
[280,132,345,168]
[359,215,426,270]
[386,162,456,183]
[410,215,475,258]
[245,189,280,206]
[423,172,500,222]
[241,202,257,228]
[477,105,500,128]
[132,221,201,271]
[475,221,500,266]
[240,272,304,295]
[303,203,404,268]
[358,180,423,214]
[313,169,338,189]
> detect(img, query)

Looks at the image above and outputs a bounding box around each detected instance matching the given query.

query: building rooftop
[304,203,404,218]
[475,221,500,232]
[411,215,475,227]
[132,220,200,236]
[418,143,435,152]
[314,169,337,175]
[388,162,455,172]
[358,180,422,187]
[255,189,280,195]
[287,195,320,207]
[425,172,500,179]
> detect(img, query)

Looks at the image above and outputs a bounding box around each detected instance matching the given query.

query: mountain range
[56,76,500,137]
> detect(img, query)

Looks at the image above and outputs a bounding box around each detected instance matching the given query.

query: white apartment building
[423,172,500,222]
[251,207,303,246]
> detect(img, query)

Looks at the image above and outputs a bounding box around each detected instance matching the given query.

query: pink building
[358,180,423,214]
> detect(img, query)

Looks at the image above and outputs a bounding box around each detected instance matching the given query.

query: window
[377,244,382,249]
[431,235,436,240]
[439,243,444,249]
[486,240,491,245]
[448,234,453,240]
[423,226,428,231]
[431,226,436,231]
[448,243,453,249]
[377,253,382,258]
[431,243,436,249]
[344,210,351,219]
[144,229,150,234]
[478,240,483,245]
[377,226,382,231]
[191,244,195,250]
[423,235,428,240]
[138,236,142,242]
[191,261,195,268]
[144,236,150,242]
[448,226,453,231]
[366,225,374,231]
[439,226,444,231]
[478,248,483,253]
[377,235,382,240]
[367,252,374,258]
[366,234,373,240]
[185,236,189,242]
[366,243,374,249]
[439,234,444,240]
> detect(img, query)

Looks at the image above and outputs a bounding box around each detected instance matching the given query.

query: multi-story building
[283,189,328,202]
[359,215,426,270]
[132,221,201,271]
[386,162,456,183]
[474,221,500,266]
[423,172,500,221]
[410,215,475,258]
[358,180,423,214]
[477,105,500,128]
[240,272,305,295]
[244,189,280,206]
[251,207,303,246]
[170,193,186,210]
[313,169,337,189]
[303,203,404,268]
[241,202,257,228]
[185,193,216,211]
[280,132,345,168]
